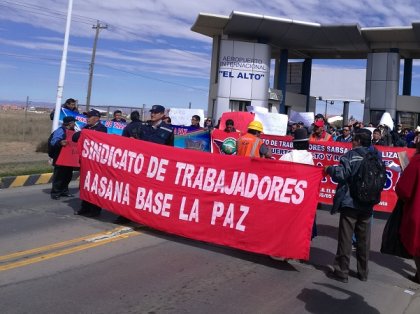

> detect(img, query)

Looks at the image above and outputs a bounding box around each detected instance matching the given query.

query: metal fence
[78,105,154,121]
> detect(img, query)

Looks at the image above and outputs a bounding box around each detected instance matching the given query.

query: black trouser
[51,165,73,197]
[334,208,371,279]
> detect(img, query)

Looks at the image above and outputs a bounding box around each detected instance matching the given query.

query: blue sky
[1,0,420,118]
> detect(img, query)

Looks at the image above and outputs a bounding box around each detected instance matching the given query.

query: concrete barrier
[0,171,80,189]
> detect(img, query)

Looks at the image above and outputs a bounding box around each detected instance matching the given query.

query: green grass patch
[0,161,53,177]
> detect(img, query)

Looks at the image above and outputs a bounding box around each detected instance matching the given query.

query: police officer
[50,116,76,200]
[114,105,174,224]
[130,105,173,145]
[72,109,107,217]
[236,121,271,158]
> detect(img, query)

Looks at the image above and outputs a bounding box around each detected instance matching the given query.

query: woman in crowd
[190,115,202,129]
[395,133,420,283]
[204,118,214,131]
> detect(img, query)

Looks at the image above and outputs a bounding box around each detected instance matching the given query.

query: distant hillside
[0,100,55,108]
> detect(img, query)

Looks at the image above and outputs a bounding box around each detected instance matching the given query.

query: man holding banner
[114,104,174,224]
[50,116,76,200]
[72,109,108,217]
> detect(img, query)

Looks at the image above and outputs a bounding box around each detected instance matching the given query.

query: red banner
[261,136,415,212]
[219,112,254,134]
[211,132,415,212]
[78,130,323,260]
[56,130,80,167]
[211,129,241,154]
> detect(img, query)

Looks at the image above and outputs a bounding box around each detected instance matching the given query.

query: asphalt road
[0,183,419,314]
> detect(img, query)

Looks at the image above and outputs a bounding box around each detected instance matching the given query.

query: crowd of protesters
[287,113,420,148]
[48,99,420,285]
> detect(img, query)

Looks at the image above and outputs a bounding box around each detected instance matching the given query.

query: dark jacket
[72,122,107,142]
[122,121,143,139]
[327,146,375,216]
[391,131,407,147]
[135,121,174,146]
[372,138,386,146]
[335,134,352,142]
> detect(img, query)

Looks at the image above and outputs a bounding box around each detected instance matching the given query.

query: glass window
[397,111,418,129]
[370,110,385,126]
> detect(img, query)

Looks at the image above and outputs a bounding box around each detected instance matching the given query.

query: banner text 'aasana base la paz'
[78,130,324,260]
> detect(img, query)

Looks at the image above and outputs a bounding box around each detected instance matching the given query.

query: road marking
[0,226,125,262]
[0,226,141,271]
[10,175,30,188]
[36,173,52,184]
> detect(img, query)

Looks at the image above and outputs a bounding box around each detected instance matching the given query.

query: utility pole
[23,96,30,141]
[86,20,107,111]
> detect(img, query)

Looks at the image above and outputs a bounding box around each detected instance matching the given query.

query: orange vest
[237,133,263,157]
[309,131,332,142]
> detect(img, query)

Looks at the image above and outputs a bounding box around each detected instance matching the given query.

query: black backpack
[47,127,64,159]
[349,150,387,205]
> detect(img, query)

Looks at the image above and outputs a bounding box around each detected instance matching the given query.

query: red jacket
[396,153,420,256]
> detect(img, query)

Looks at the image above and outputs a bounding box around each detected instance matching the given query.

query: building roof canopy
[191,11,420,59]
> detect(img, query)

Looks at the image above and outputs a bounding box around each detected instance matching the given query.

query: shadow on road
[131,226,300,272]
[297,282,380,314]
[316,223,338,239]
[369,250,416,276]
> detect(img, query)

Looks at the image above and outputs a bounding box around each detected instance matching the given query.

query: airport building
[191,11,420,127]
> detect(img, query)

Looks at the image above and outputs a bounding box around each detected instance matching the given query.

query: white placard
[379,112,394,130]
[168,108,205,127]
[254,112,289,136]
[289,110,315,128]
[247,105,268,113]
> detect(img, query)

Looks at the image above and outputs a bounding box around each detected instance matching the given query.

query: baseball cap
[149,105,165,113]
[314,120,324,128]
[84,109,101,117]
[63,116,76,124]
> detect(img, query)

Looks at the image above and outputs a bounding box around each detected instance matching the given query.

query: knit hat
[63,116,76,124]
[293,128,309,142]
[84,109,101,117]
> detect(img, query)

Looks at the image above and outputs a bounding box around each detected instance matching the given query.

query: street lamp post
[52,0,73,132]
[324,100,328,118]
